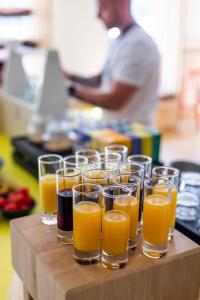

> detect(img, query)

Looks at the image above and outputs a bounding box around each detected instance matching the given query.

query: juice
[84,170,108,186]
[102,210,129,256]
[113,196,139,239]
[153,184,177,227]
[57,189,73,231]
[39,174,57,213]
[73,201,101,252]
[143,195,170,245]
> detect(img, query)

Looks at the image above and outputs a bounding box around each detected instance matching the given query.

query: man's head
[97,0,132,29]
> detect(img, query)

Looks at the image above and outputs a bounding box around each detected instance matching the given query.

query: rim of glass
[120,162,145,171]
[99,152,121,161]
[102,185,131,198]
[152,166,179,178]
[144,177,171,189]
[105,144,128,153]
[38,154,63,164]
[63,155,88,164]
[113,174,142,186]
[145,194,169,201]
[83,169,110,180]
[56,167,82,177]
[76,149,100,156]
[127,155,152,164]
[72,183,102,194]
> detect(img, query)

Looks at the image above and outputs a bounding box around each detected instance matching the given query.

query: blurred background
[0,0,200,299]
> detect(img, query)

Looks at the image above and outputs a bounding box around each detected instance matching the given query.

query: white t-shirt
[101,25,160,126]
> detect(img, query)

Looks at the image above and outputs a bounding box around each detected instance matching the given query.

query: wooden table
[10,215,200,300]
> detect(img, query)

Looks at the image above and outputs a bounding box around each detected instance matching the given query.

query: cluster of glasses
[38,144,180,269]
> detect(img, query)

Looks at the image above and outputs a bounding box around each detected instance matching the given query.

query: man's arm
[73,81,138,110]
[64,72,102,88]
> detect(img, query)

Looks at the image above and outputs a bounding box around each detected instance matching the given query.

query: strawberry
[19,204,29,211]
[3,202,18,212]
[8,192,24,204]
[0,197,7,209]
[18,188,29,197]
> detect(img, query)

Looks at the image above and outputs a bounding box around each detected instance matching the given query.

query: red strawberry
[19,204,29,211]
[3,202,18,212]
[0,197,7,209]
[8,192,24,204]
[18,188,29,197]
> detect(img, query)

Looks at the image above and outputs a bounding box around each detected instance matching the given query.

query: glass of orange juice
[105,144,128,163]
[83,169,109,186]
[120,162,145,231]
[38,154,63,225]
[73,183,102,264]
[113,174,141,250]
[152,166,179,240]
[143,178,171,259]
[101,185,131,269]
[56,167,82,244]
[75,149,100,169]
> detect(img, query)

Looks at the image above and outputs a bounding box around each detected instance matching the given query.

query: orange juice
[153,184,177,227]
[102,210,129,255]
[143,195,170,245]
[39,174,57,213]
[73,201,101,252]
[84,170,108,186]
[113,196,139,239]
[59,176,81,190]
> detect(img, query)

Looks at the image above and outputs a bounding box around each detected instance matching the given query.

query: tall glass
[73,183,102,264]
[83,169,109,186]
[75,149,100,169]
[105,144,128,163]
[152,166,180,239]
[101,185,131,269]
[127,155,152,178]
[120,162,145,230]
[56,167,82,244]
[143,177,171,258]
[63,155,88,172]
[38,154,63,225]
[113,175,141,249]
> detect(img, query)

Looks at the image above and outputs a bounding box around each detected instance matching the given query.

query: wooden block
[10,215,200,300]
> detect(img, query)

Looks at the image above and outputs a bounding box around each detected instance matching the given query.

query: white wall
[50,0,108,75]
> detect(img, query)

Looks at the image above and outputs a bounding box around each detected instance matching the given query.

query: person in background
[65,0,160,126]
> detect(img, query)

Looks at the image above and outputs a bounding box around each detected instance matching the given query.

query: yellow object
[143,195,170,245]
[73,201,101,252]
[153,184,177,227]
[39,174,57,213]
[58,176,81,190]
[113,196,139,239]
[0,133,39,300]
[83,170,109,186]
[88,129,132,153]
[102,210,129,256]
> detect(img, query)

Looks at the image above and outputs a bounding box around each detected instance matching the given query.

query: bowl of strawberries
[0,187,36,219]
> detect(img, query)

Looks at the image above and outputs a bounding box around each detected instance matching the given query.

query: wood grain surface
[10,215,200,300]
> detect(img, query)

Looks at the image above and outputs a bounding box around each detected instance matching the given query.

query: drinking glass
[152,166,179,239]
[75,149,100,169]
[63,155,88,172]
[105,144,128,163]
[143,177,171,258]
[56,167,82,244]
[120,162,145,229]
[113,174,141,249]
[73,183,102,264]
[83,169,109,186]
[99,152,121,170]
[38,154,63,225]
[101,185,131,269]
[127,155,152,178]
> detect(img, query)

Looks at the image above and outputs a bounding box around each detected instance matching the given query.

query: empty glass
[127,155,152,178]
[63,155,88,172]
[105,144,128,163]
[75,149,100,169]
